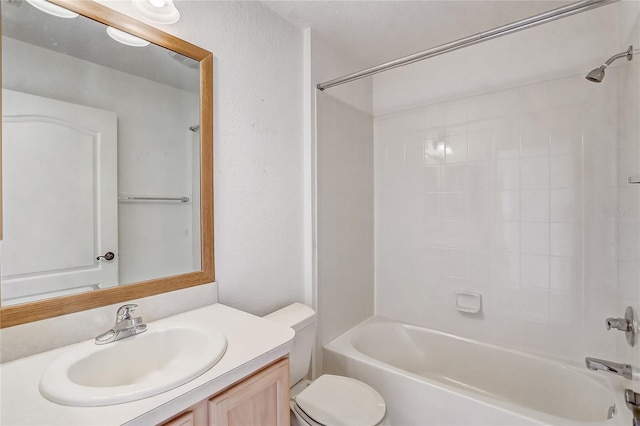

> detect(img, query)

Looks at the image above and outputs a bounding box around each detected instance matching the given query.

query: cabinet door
[209,358,290,426]
[161,400,208,426]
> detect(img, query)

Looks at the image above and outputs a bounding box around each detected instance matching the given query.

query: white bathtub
[323,317,629,426]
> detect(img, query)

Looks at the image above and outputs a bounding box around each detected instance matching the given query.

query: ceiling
[261,0,573,68]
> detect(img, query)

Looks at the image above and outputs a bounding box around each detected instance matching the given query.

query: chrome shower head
[585,45,634,83]
[585,65,606,83]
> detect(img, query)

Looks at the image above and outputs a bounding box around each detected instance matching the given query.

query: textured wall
[1,1,305,359]
[94,1,307,316]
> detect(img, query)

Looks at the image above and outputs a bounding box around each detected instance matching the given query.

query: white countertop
[0,303,295,426]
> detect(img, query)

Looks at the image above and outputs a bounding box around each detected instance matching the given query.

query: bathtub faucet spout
[625,389,640,426]
[585,357,634,380]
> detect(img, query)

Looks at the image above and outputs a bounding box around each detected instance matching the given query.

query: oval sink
[40,322,227,406]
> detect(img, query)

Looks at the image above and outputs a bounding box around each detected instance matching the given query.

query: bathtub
[323,317,629,426]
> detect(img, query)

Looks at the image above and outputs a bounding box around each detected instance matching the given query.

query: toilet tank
[264,303,316,386]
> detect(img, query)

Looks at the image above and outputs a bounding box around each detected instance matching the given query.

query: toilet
[265,303,387,426]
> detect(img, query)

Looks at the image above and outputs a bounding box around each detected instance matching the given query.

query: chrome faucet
[95,304,147,345]
[585,357,635,380]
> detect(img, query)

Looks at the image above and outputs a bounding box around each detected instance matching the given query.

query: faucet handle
[607,317,631,331]
[116,304,138,321]
[605,307,636,347]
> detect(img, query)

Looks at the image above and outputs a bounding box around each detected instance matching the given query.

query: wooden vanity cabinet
[160,358,290,426]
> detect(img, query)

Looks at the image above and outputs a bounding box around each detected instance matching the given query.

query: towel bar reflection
[629,175,640,184]
[119,196,190,203]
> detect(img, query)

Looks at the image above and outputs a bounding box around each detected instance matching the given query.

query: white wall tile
[618,223,640,262]
[375,49,638,365]
[424,165,444,192]
[444,248,469,278]
[550,222,581,257]
[550,256,583,293]
[521,223,549,255]
[467,162,493,191]
[521,254,550,289]
[494,125,520,159]
[520,111,549,158]
[521,190,550,222]
[468,131,493,162]
[550,155,577,189]
[442,192,466,221]
[492,252,520,285]
[445,134,468,164]
[493,222,520,253]
[493,158,520,190]
[549,291,582,326]
[424,138,446,165]
[519,288,549,322]
[617,148,639,188]
[494,190,520,222]
[521,157,549,190]
[443,164,468,192]
[550,188,581,222]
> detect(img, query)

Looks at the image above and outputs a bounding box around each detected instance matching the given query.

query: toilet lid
[294,375,386,426]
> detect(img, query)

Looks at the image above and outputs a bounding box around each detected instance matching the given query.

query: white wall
[316,92,374,370]
[307,30,374,375]
[373,1,640,367]
[373,3,620,116]
[304,29,373,309]
[92,0,306,316]
[1,0,305,358]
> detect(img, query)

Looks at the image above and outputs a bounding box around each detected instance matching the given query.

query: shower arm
[601,46,634,68]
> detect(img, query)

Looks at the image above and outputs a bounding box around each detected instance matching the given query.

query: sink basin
[39,321,227,406]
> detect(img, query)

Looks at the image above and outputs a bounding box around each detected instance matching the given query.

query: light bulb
[148,0,166,8]
[25,0,78,18]
[106,27,150,47]
[131,0,180,24]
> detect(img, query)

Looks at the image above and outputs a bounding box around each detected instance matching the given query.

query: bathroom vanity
[163,358,290,426]
[0,304,294,425]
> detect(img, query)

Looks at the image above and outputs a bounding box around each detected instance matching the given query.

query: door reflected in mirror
[1,0,203,306]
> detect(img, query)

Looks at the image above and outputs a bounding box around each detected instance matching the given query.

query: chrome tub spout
[585,357,634,380]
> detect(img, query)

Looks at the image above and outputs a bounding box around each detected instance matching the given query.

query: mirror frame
[0,0,214,328]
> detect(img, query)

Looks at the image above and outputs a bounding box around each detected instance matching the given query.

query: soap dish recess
[456,291,482,314]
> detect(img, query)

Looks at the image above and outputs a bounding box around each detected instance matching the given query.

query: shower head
[585,65,606,83]
[585,45,634,83]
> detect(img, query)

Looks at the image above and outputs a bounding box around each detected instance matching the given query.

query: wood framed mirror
[0,0,214,328]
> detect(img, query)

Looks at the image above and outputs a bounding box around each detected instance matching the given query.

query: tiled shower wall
[374,68,639,364]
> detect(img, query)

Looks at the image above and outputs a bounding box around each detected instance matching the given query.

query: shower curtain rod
[317,0,618,91]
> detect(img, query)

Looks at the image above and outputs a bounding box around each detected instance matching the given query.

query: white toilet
[265,303,387,426]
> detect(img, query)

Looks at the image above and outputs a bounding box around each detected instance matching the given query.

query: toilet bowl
[264,303,386,426]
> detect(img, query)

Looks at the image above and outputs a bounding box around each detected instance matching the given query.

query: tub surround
[0,303,294,426]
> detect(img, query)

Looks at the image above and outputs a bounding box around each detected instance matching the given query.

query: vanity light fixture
[106,27,150,47]
[131,0,180,25]
[25,0,78,18]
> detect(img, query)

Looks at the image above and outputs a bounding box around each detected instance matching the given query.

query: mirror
[0,0,214,327]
